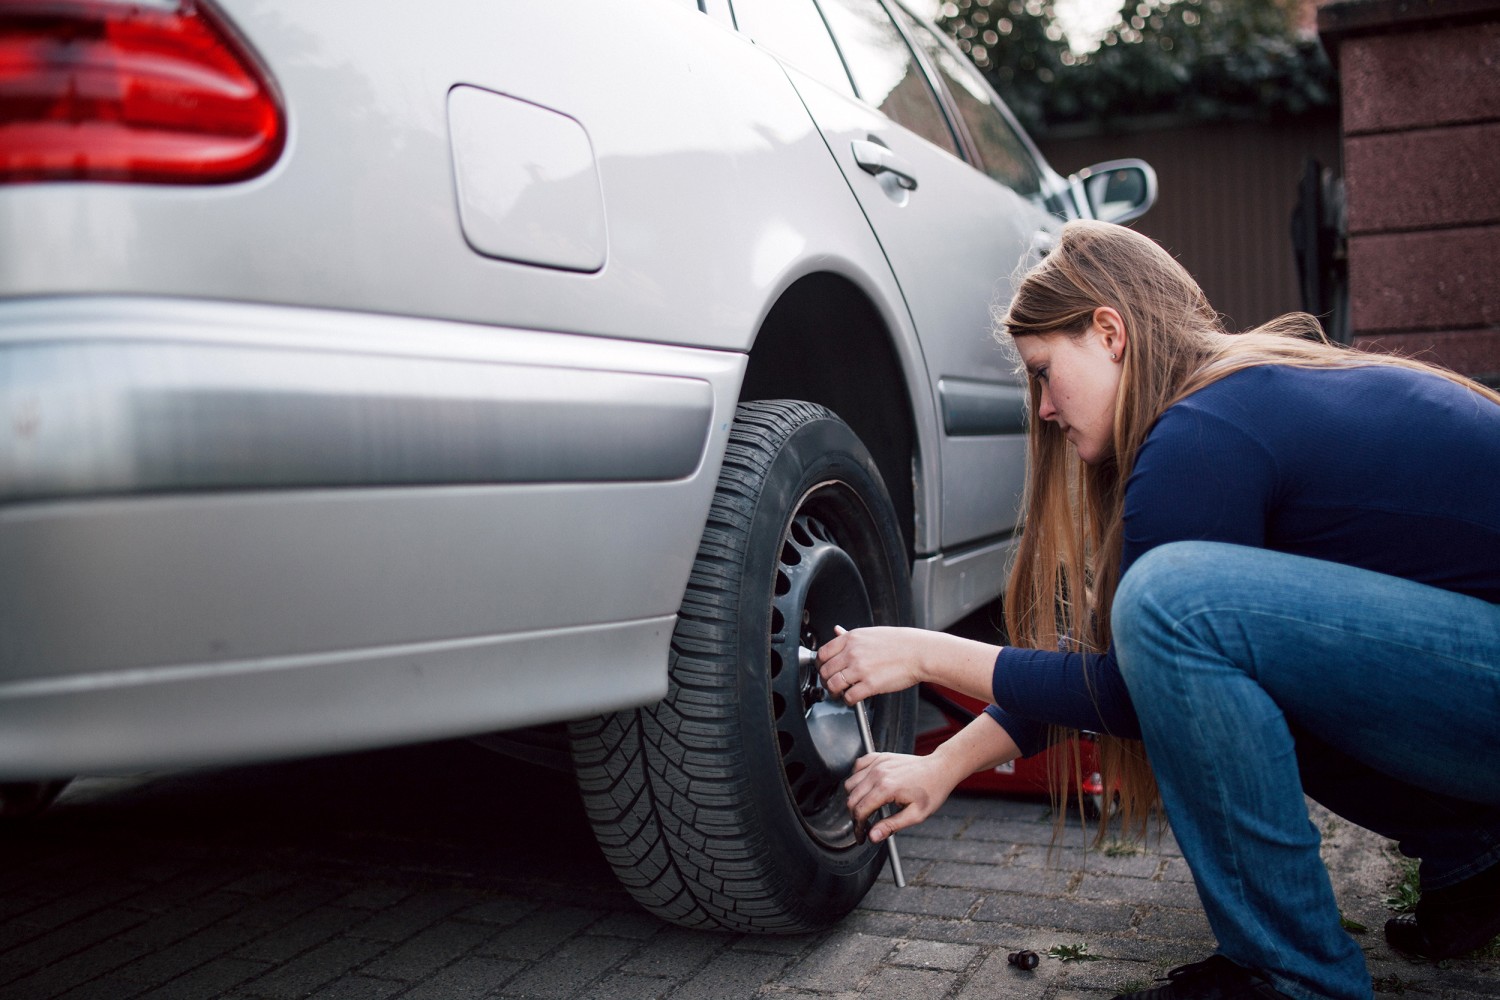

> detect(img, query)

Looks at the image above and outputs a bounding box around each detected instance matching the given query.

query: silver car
[0,0,1153,930]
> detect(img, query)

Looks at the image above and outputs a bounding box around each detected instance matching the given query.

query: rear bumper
[0,296,745,778]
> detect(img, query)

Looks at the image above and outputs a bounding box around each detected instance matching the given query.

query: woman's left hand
[845,750,959,842]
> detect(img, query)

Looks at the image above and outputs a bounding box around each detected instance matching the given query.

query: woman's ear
[1092,306,1128,360]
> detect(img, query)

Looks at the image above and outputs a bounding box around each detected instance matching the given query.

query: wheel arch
[740,272,920,560]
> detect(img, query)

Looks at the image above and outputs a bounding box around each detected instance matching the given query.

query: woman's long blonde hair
[999,220,1500,839]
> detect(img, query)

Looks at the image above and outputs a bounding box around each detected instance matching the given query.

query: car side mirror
[1070,159,1157,225]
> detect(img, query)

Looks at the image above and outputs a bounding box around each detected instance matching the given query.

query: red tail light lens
[0,0,285,184]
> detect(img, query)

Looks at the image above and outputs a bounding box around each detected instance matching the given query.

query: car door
[773,0,1060,551]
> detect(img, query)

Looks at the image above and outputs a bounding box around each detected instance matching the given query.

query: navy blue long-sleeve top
[984,363,1500,756]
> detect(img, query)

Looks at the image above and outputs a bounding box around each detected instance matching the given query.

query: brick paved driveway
[2,739,1495,999]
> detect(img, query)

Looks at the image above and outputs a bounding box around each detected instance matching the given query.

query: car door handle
[851,139,918,191]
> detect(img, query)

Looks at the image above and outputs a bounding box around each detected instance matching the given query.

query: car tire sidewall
[725,406,913,917]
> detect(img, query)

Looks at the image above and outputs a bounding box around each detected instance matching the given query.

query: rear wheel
[570,400,915,931]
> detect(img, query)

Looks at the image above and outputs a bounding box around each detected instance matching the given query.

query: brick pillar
[1319,0,1500,382]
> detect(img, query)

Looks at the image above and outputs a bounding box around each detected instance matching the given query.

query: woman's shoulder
[1168,361,1457,419]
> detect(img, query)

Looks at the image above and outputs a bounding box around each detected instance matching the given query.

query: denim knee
[1112,540,1228,687]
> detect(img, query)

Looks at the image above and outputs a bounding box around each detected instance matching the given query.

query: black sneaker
[1384,859,1500,960]
[1111,955,1294,1000]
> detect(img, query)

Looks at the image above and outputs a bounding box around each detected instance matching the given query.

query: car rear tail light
[0,0,285,184]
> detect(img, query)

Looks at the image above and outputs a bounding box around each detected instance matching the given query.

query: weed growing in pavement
[1103,839,1144,857]
[1339,913,1368,933]
[1384,857,1422,914]
[1048,943,1099,962]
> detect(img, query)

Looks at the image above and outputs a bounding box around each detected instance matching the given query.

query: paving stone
[576,971,673,1000]
[859,883,981,919]
[1075,852,1163,880]
[397,955,526,1000]
[115,892,259,951]
[904,917,1022,945]
[779,932,898,992]
[727,932,820,955]
[237,935,389,999]
[334,886,411,912]
[6,880,155,934]
[112,921,258,985]
[0,936,148,999]
[347,892,473,944]
[497,932,637,998]
[897,838,1014,864]
[666,950,791,1000]
[221,882,353,936]
[924,860,1075,895]
[129,957,272,1000]
[53,971,153,1000]
[1132,905,1215,942]
[457,898,538,928]
[861,965,960,1000]
[1073,874,1198,907]
[1054,957,1139,991]
[837,909,919,938]
[360,919,496,982]
[2,905,151,969]
[617,926,725,978]
[584,911,664,941]
[952,948,1063,1000]
[899,814,969,839]
[960,817,1060,847]
[889,939,980,971]
[1155,858,1197,883]
[973,894,1136,934]
[232,906,364,964]
[305,973,406,1000]
[477,907,600,962]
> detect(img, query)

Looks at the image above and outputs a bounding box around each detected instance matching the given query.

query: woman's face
[1014,314,1125,465]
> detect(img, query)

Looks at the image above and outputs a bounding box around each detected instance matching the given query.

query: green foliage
[937,0,1337,135]
[1048,942,1101,961]
[1103,839,1144,857]
[1384,856,1422,914]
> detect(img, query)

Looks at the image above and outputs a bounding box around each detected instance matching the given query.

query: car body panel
[0,0,1149,780]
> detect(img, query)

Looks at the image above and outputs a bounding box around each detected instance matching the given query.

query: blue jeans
[1113,542,1500,1000]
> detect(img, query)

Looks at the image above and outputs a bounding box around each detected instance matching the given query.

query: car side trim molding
[0,299,720,502]
[937,377,1027,437]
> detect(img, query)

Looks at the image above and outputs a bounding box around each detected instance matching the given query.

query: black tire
[569,400,916,932]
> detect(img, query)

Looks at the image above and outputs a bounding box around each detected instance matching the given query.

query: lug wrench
[800,645,906,888]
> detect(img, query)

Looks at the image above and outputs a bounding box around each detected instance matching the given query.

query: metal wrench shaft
[854,699,906,888]
[800,642,905,888]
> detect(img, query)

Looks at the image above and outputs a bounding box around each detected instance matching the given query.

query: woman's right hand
[845,750,961,843]
[817,625,929,705]
[818,625,1001,706]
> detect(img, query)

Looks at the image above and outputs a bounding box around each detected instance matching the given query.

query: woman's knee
[1112,542,1237,682]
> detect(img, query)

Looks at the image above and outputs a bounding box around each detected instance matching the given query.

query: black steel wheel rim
[767,482,891,850]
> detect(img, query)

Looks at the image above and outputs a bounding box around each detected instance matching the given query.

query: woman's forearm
[917,632,1005,705]
[929,710,1022,787]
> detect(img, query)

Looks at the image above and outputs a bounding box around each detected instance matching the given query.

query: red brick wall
[1322,3,1500,379]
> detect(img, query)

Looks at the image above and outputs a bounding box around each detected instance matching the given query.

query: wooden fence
[1039,113,1341,331]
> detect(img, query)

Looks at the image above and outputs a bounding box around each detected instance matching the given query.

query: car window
[894,6,1043,197]
[733,0,857,98]
[814,0,960,156]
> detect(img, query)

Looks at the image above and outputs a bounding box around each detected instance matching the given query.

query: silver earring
[1110,352,1118,361]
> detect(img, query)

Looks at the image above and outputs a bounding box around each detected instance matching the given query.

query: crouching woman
[817,221,1500,1000]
